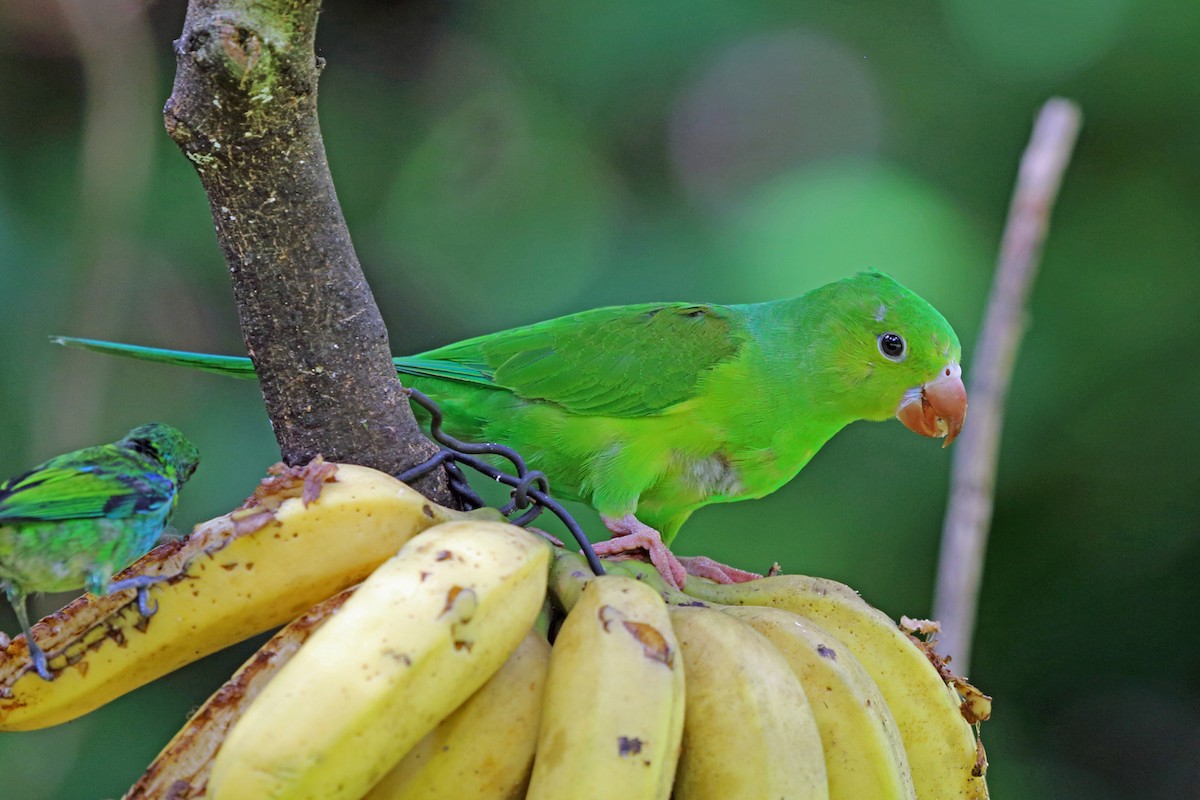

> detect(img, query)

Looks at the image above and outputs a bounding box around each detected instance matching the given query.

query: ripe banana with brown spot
[125,587,356,799]
[207,519,550,800]
[686,575,989,799]
[669,604,829,800]
[526,566,685,800]
[0,462,476,731]
[722,605,917,800]
[363,629,551,800]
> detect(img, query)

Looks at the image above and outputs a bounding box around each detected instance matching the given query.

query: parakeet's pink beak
[896,363,967,447]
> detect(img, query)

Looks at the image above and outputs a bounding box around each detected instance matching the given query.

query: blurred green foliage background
[1,0,1197,797]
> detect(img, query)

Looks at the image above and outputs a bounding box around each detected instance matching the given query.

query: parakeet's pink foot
[597,515,761,589]
[597,515,688,589]
[677,556,762,584]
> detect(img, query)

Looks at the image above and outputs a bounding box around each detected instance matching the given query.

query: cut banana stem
[1,463,470,731]
[722,605,917,800]
[685,575,988,800]
[364,630,552,800]
[527,574,686,800]
[207,520,550,800]
[124,588,357,800]
[669,605,830,800]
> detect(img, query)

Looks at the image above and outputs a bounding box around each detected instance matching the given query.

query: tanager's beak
[896,363,967,447]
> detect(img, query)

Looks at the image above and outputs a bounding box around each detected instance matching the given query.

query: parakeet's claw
[676,556,762,584]
[597,515,689,590]
[595,517,762,588]
[106,575,168,618]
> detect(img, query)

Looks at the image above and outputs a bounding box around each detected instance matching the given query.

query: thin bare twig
[932,98,1082,672]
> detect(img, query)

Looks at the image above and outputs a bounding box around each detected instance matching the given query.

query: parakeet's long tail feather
[51,337,259,378]
[50,336,496,388]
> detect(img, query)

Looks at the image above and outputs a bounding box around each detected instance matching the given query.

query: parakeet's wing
[409,302,744,416]
[0,457,175,522]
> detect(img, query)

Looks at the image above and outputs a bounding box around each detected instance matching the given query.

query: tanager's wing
[0,454,174,522]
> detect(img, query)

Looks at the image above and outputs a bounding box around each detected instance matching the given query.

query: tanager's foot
[677,556,762,584]
[28,640,51,681]
[11,629,53,681]
[0,630,47,679]
[598,515,688,589]
[8,598,53,681]
[106,575,169,617]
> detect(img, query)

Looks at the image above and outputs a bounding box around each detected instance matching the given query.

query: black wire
[396,389,606,576]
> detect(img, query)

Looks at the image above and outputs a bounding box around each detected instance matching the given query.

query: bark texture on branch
[166,0,450,501]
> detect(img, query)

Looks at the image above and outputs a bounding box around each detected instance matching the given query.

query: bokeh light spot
[670,29,883,207]
[942,0,1129,80]
[379,83,621,329]
[719,158,987,320]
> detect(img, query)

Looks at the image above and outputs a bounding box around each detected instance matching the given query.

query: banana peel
[125,587,357,799]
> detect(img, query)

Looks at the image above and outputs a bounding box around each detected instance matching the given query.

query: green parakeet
[54,272,965,588]
[0,423,199,679]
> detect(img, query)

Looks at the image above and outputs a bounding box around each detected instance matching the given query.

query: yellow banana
[125,587,356,799]
[686,575,989,800]
[527,571,685,800]
[363,629,551,800]
[207,519,550,800]
[0,462,473,731]
[668,604,829,800]
[722,605,917,800]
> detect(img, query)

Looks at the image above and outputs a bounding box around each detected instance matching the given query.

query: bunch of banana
[593,555,989,800]
[682,568,990,799]
[0,458,991,799]
[525,552,988,800]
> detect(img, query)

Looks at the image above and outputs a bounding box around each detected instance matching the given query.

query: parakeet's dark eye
[878,332,906,361]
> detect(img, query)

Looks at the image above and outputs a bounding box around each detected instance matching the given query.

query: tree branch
[166,0,452,502]
[932,98,1082,672]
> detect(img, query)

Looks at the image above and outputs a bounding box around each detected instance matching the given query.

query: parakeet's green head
[804,271,966,445]
[121,423,201,484]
